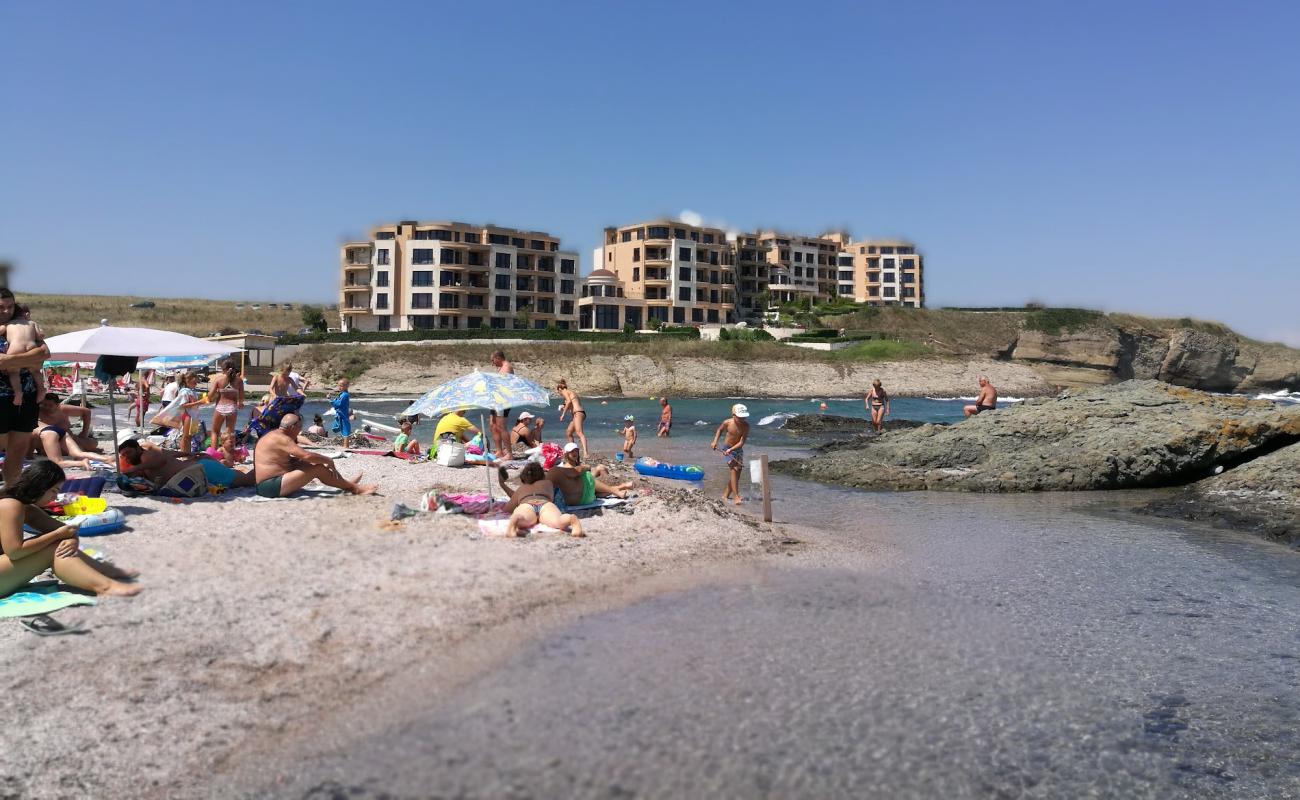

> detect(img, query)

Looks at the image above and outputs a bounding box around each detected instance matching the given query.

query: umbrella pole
[481,412,491,498]
[108,381,121,474]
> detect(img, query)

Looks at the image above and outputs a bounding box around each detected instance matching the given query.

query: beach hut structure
[205,332,278,388]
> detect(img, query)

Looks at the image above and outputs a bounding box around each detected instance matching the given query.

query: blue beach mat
[0,582,97,619]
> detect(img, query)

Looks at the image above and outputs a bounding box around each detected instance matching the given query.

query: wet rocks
[775,380,1300,493]
[1141,441,1300,545]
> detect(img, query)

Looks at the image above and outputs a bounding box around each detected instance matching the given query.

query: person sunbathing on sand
[546,442,634,506]
[253,414,377,498]
[0,461,141,598]
[119,438,256,491]
[498,462,583,538]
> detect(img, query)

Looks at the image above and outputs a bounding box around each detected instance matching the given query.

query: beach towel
[557,497,628,513]
[424,491,506,516]
[476,516,566,537]
[0,582,96,619]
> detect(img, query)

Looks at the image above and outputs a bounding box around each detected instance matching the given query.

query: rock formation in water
[775,380,1300,493]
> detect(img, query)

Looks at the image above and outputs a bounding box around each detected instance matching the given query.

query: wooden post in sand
[760,454,772,522]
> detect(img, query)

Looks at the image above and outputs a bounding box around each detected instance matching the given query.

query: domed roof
[587,269,617,280]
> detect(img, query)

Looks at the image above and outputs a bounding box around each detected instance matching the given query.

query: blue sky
[3,1,1298,344]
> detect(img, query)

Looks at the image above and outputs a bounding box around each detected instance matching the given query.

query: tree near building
[300,305,327,332]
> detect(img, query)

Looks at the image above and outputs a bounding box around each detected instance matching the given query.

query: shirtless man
[488,350,514,458]
[963,376,998,417]
[657,397,672,438]
[253,414,377,498]
[556,378,589,457]
[711,403,750,505]
[546,442,634,506]
[510,411,544,448]
[119,438,256,490]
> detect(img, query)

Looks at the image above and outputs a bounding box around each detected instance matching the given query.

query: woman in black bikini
[866,379,890,432]
[497,462,583,538]
[556,378,589,458]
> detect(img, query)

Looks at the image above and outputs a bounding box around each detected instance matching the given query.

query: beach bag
[539,441,564,470]
[436,439,466,467]
[156,463,209,498]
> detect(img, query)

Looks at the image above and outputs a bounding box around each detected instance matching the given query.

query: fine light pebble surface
[1,454,787,800]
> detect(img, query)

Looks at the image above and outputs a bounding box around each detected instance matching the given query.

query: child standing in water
[621,415,637,460]
[1,305,45,407]
[330,378,353,437]
[711,403,750,506]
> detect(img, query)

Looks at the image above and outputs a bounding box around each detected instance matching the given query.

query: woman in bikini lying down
[497,462,583,538]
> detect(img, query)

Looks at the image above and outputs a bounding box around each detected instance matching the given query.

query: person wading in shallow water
[711,403,750,506]
[556,378,589,458]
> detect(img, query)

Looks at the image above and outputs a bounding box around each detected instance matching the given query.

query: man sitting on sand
[711,403,750,505]
[253,414,377,498]
[546,442,635,507]
[119,438,256,491]
[434,410,479,453]
[963,376,998,417]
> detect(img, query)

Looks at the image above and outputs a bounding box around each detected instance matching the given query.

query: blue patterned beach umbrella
[400,371,553,419]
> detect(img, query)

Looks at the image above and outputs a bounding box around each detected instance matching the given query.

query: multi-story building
[837,238,925,308]
[749,230,844,308]
[594,219,737,326]
[339,221,580,332]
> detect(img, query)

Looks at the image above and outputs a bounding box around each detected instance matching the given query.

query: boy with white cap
[711,403,750,505]
[621,414,637,461]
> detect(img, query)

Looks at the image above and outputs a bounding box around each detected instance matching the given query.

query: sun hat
[517,411,534,421]
[732,403,750,418]
[623,415,634,422]
[563,442,579,453]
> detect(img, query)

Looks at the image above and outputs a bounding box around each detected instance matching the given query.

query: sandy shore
[2,455,789,800]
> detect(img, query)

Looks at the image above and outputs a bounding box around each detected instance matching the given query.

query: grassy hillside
[16,292,312,336]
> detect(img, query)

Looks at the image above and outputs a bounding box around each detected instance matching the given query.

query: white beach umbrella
[42,327,242,468]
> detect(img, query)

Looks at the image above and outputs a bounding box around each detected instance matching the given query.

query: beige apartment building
[590,219,737,327]
[339,221,580,332]
[836,238,925,307]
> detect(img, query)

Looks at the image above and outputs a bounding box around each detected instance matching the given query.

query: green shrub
[1023,308,1105,335]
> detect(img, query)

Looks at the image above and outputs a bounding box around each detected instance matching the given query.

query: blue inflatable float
[634,457,705,482]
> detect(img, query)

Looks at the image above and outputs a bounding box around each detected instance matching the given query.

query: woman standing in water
[865,379,890,432]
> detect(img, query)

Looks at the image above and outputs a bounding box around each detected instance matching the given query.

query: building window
[560,300,573,315]
[440,293,459,308]
[678,287,691,302]
[511,237,524,248]
[539,278,554,293]
[411,315,435,330]
[377,316,390,331]
[560,258,575,274]
[412,249,434,265]
[867,271,880,282]
[537,298,554,313]
[883,286,896,298]
[440,248,460,264]
[376,250,390,265]
[412,271,434,287]
[621,231,632,243]
[881,247,895,255]
[691,308,703,322]
[439,271,460,287]
[414,229,452,241]
[838,271,854,282]
[794,252,803,262]
[375,293,388,310]
[868,246,877,254]
[530,240,545,250]
[868,286,880,297]
[594,305,620,330]
[678,267,691,282]
[464,232,480,244]
[883,273,895,283]
[412,293,433,309]
[702,234,714,244]
[679,247,691,261]
[376,272,389,287]
[706,309,718,324]
[517,255,532,270]
[491,316,506,329]
[492,274,509,290]
[633,247,640,262]
[495,253,511,269]
[900,273,915,284]
[538,256,554,271]
[631,267,640,282]
[495,296,511,312]
[560,280,574,295]
[488,234,509,245]
[376,231,395,240]
[515,277,532,292]
[648,226,669,239]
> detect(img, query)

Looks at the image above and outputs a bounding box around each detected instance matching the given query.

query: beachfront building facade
[576,269,646,331]
[752,230,844,308]
[837,238,925,308]
[593,219,737,326]
[338,221,580,332]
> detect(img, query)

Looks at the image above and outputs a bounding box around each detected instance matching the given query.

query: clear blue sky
[3,1,1298,344]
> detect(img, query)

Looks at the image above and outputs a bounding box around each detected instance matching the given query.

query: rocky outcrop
[1141,441,1300,545]
[1009,323,1300,393]
[775,381,1300,492]
[780,414,929,434]
[313,353,1053,399]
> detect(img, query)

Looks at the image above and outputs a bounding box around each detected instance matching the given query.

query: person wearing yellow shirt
[433,410,478,454]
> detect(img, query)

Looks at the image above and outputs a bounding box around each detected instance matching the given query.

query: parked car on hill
[129,301,156,309]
